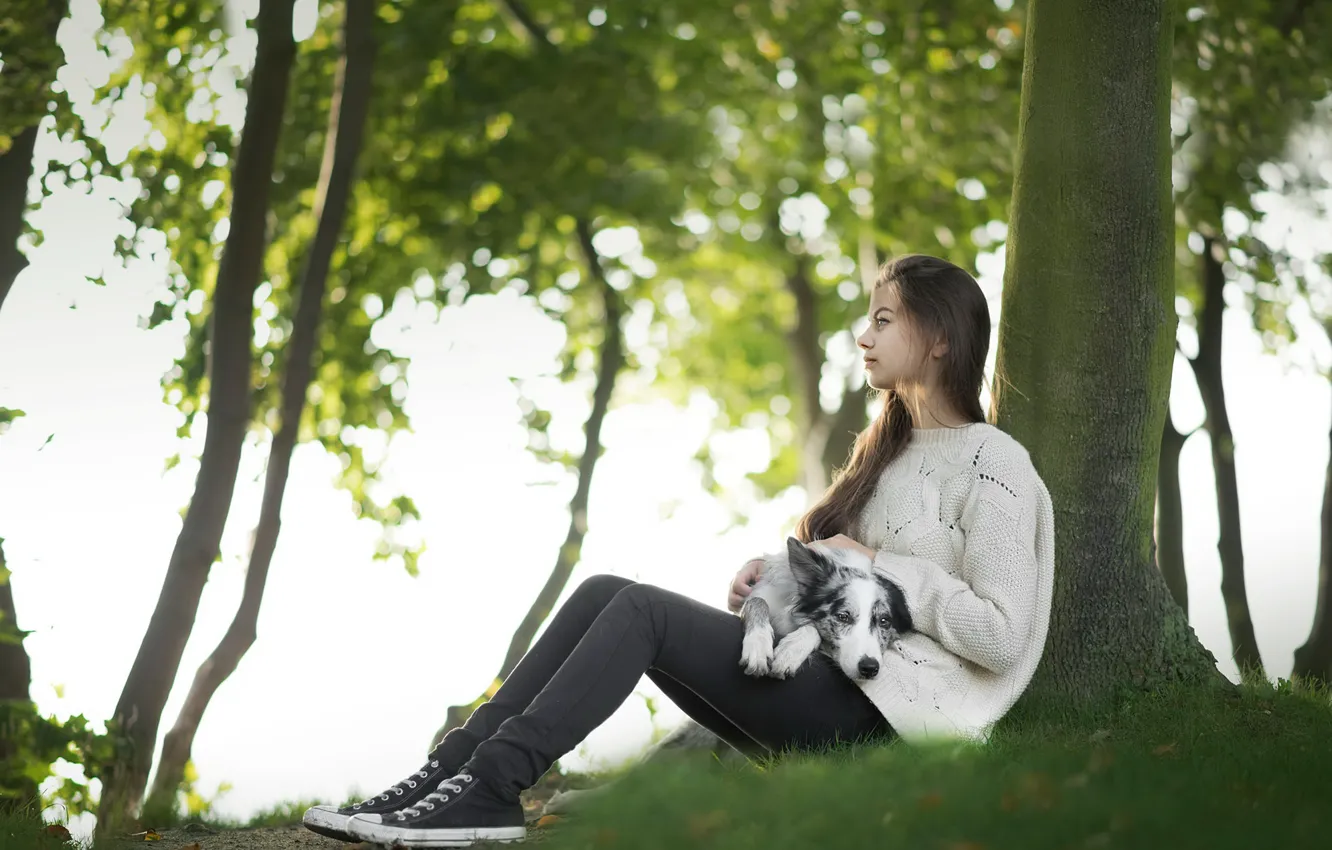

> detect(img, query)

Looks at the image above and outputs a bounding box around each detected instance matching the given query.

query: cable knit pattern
[853,422,1055,743]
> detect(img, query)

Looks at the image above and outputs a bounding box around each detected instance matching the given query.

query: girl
[304,253,1056,847]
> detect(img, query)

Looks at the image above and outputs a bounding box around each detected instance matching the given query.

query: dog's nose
[857,657,879,679]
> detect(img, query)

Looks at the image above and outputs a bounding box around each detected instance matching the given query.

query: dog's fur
[738,536,912,681]
[542,537,911,815]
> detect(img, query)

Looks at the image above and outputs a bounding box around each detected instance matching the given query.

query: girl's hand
[816,533,877,562]
[728,557,765,613]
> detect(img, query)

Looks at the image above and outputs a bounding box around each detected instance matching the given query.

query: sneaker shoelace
[394,773,473,820]
[351,759,440,809]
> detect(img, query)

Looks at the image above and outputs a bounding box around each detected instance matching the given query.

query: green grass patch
[539,680,1332,850]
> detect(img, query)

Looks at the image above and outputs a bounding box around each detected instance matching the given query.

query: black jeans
[432,575,895,800]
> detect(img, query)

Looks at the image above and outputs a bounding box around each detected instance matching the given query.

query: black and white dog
[739,536,912,682]
[543,537,911,815]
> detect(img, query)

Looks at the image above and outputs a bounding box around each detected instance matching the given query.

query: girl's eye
[875,319,887,327]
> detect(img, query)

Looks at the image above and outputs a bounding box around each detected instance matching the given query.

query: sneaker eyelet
[395,788,404,795]
[407,780,416,788]
[430,760,439,767]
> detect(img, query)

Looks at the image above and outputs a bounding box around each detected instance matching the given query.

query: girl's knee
[572,573,637,609]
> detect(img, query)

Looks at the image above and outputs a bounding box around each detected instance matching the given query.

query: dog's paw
[739,628,774,677]
[769,639,815,679]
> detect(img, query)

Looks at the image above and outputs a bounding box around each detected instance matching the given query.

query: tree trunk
[0,539,39,808]
[784,254,835,496]
[95,0,297,833]
[0,126,39,315]
[141,0,376,821]
[1156,402,1192,616]
[429,217,625,750]
[991,0,1224,708]
[0,0,68,314]
[1292,343,1332,684]
[1186,237,1264,680]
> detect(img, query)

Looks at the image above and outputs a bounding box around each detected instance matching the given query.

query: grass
[538,679,1332,850]
[7,679,1331,849]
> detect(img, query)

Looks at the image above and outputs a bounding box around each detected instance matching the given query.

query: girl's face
[857,285,924,392]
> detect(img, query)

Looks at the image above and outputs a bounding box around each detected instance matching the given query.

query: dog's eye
[835,611,853,623]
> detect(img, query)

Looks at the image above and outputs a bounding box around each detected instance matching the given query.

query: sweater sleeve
[870,440,1041,675]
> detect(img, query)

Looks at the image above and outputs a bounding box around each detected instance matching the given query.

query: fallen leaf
[1088,729,1112,743]
[180,844,201,850]
[535,815,562,829]
[687,809,728,840]
[43,824,72,842]
[917,791,943,810]
[1018,772,1057,809]
[1088,747,1116,772]
[1152,742,1177,756]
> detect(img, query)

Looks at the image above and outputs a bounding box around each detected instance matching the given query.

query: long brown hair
[794,254,992,543]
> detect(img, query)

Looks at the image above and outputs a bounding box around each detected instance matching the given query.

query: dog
[738,535,912,681]
[542,537,911,815]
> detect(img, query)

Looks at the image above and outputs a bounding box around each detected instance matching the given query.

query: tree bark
[426,0,629,752]
[1292,332,1332,684]
[0,539,39,808]
[992,0,1224,708]
[1156,399,1193,616]
[784,254,835,496]
[95,0,297,833]
[429,216,625,750]
[1187,237,1264,680]
[0,0,68,314]
[140,0,376,821]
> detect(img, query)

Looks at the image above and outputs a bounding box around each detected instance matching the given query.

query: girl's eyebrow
[871,307,895,318]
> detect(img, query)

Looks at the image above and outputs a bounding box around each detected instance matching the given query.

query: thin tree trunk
[992,0,1224,708]
[822,384,868,486]
[0,0,68,313]
[1292,333,1332,684]
[95,1,297,833]
[784,254,836,496]
[141,0,376,821]
[426,0,628,751]
[1187,237,1264,680]
[430,216,626,749]
[1156,395,1193,616]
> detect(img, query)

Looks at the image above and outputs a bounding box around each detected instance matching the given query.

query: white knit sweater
[853,421,1056,743]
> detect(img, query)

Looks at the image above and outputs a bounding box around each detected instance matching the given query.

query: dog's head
[785,536,912,681]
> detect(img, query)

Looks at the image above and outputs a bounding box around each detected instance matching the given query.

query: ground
[11,680,1332,850]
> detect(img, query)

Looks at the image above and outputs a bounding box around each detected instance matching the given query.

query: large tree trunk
[429,217,625,750]
[1187,237,1264,680]
[95,1,297,833]
[0,0,68,314]
[1157,401,1193,616]
[991,0,1223,708]
[1292,330,1332,684]
[0,539,38,809]
[141,0,376,822]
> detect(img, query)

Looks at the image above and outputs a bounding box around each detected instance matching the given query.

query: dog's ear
[787,536,832,591]
[877,574,914,634]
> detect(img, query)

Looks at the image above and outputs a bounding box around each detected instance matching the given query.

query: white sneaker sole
[346,814,526,847]
[302,805,359,841]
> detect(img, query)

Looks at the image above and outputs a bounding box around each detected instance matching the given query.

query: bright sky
[3,0,1332,843]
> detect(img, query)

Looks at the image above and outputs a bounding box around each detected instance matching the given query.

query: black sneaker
[345,771,526,846]
[301,753,460,842]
